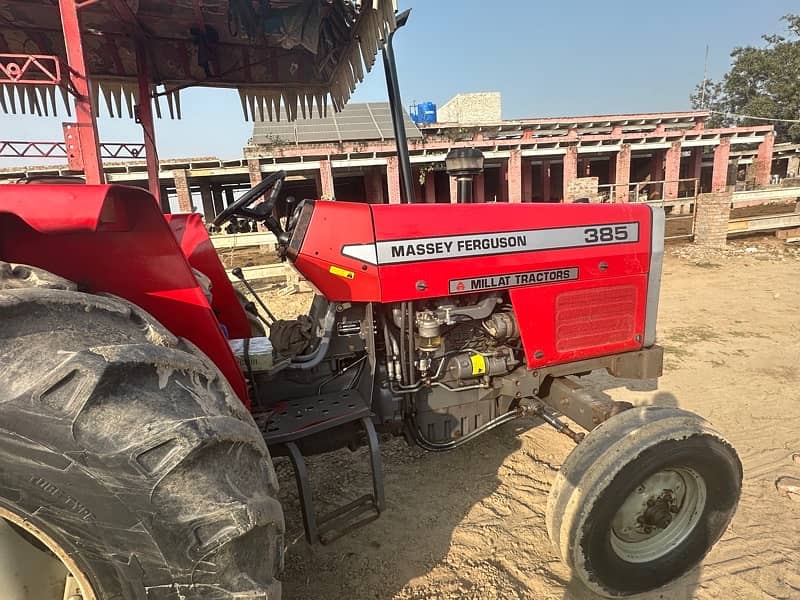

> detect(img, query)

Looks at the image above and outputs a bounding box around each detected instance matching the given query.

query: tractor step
[259,391,385,545]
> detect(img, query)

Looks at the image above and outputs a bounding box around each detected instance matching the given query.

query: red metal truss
[0,140,145,160]
[0,55,61,85]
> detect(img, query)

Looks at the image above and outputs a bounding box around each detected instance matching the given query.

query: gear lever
[231,267,277,325]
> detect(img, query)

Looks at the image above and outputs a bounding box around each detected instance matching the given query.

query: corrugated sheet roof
[251,101,422,144]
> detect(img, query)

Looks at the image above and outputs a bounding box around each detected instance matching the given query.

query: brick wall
[436,92,501,124]
[173,169,193,213]
[615,145,631,202]
[247,159,262,186]
[694,191,732,248]
[319,159,335,199]
[386,156,401,204]
[507,151,522,203]
[566,176,600,202]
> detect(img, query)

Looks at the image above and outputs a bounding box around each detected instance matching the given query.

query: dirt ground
[257,237,800,600]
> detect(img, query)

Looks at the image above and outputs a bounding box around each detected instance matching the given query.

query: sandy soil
[259,238,800,600]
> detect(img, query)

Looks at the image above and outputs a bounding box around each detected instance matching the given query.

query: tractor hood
[0,0,396,121]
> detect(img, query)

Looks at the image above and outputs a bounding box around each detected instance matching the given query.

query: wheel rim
[0,506,97,600]
[609,467,707,563]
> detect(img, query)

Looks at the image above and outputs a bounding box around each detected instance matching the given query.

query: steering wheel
[213,170,287,231]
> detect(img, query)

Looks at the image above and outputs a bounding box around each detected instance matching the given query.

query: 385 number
[584,226,629,244]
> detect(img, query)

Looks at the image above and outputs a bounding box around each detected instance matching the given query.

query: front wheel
[546,406,742,597]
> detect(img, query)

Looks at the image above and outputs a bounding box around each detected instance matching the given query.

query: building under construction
[3,92,799,219]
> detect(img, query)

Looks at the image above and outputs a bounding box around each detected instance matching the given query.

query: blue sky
[1,0,796,164]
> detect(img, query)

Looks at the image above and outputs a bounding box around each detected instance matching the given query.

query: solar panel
[251,102,422,145]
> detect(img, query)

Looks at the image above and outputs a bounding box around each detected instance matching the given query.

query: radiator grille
[555,285,637,352]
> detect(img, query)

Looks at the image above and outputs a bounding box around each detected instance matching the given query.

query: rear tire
[0,262,284,599]
[546,405,741,598]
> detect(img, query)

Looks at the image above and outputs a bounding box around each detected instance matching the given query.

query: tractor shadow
[273,419,548,599]
[273,389,703,599]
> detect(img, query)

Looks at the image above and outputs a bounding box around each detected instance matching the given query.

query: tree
[691,14,800,142]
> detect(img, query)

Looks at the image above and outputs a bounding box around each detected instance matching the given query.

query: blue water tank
[410,101,437,125]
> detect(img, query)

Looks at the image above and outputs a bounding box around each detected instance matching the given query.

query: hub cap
[610,467,707,563]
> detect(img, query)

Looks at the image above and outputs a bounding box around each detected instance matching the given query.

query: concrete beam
[728,213,800,234]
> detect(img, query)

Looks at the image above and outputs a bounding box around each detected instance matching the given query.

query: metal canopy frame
[1,0,397,203]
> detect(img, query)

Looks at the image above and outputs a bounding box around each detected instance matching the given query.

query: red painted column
[424,172,436,203]
[135,42,160,204]
[386,156,401,204]
[474,171,485,203]
[59,0,104,184]
[664,141,682,199]
[615,144,631,202]
[563,146,578,202]
[508,150,523,203]
[755,132,775,188]
[542,160,551,202]
[711,138,731,193]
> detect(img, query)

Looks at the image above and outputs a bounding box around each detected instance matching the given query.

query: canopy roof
[0,0,396,120]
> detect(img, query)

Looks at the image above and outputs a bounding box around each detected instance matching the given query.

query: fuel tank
[288,200,664,367]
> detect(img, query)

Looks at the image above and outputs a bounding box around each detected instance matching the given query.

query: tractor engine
[376,293,525,446]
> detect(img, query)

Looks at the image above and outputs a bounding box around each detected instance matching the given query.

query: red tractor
[0,2,741,599]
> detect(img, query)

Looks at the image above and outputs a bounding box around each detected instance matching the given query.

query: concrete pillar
[498,161,508,202]
[615,144,631,202]
[788,155,800,178]
[424,172,436,203]
[449,176,458,204]
[508,151,522,203]
[364,167,385,204]
[650,149,665,186]
[212,185,224,215]
[755,132,775,188]
[563,146,578,203]
[474,171,485,203]
[694,191,732,248]
[224,187,234,207]
[711,138,731,193]
[521,159,532,202]
[386,157,401,204]
[173,170,192,213]
[319,159,335,199]
[200,183,214,221]
[412,168,423,204]
[664,141,682,199]
[542,160,551,202]
[690,148,703,180]
[247,159,262,186]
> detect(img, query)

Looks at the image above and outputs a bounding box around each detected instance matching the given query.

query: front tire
[0,262,284,599]
[546,405,741,597]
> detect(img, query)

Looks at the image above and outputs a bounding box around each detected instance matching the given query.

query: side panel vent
[555,285,637,352]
